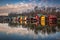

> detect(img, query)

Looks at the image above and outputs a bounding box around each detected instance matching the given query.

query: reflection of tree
[8,21,20,27]
[57,18,60,28]
[26,23,57,34]
[8,20,60,35]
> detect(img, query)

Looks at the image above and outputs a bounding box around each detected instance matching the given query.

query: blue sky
[0,0,60,6]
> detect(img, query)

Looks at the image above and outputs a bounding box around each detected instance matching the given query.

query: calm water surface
[0,22,60,40]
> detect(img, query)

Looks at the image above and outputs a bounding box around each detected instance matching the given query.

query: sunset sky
[0,0,60,16]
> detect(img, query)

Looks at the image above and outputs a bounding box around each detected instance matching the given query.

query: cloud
[0,1,60,16]
[0,2,36,16]
[0,23,35,36]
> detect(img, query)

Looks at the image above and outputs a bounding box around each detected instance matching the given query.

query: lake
[0,21,60,40]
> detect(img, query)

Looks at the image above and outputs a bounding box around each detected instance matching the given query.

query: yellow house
[20,16,23,24]
[40,15,46,26]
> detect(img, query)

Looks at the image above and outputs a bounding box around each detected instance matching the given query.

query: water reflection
[8,20,60,35]
[0,18,60,40]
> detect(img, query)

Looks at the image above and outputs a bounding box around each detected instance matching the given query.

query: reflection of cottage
[48,15,57,27]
